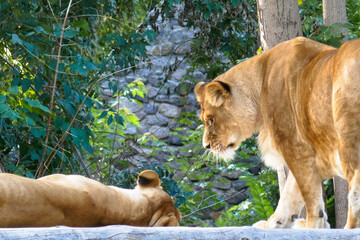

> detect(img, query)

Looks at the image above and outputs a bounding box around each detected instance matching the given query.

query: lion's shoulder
[287,37,334,50]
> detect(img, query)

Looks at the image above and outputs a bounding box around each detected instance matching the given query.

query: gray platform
[1,225,360,240]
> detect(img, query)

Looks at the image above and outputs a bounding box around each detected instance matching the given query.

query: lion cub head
[195,79,260,160]
[136,170,182,226]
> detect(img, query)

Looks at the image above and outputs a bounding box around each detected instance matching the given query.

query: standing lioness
[195,37,360,228]
[0,170,181,227]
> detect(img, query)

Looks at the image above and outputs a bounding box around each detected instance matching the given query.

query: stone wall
[100,16,203,160]
[99,10,240,149]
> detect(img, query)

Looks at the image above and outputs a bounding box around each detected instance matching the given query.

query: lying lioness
[0,170,181,227]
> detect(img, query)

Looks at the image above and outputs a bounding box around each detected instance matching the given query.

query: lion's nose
[204,143,211,149]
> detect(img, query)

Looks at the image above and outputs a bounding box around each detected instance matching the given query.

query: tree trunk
[257,0,302,50]
[334,177,348,228]
[322,0,348,228]
[323,0,348,42]
[256,0,302,198]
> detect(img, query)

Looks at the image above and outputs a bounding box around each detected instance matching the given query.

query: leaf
[30,128,46,138]
[82,142,93,154]
[0,107,20,120]
[64,102,77,116]
[111,83,118,93]
[31,152,39,160]
[11,77,21,86]
[6,164,16,170]
[26,172,35,178]
[22,78,31,93]
[54,116,65,130]
[0,96,5,104]
[62,122,70,133]
[71,128,85,145]
[115,114,124,125]
[256,47,262,55]
[0,103,10,114]
[98,111,107,119]
[231,0,239,7]
[23,42,36,53]
[70,63,87,76]
[85,61,99,70]
[126,113,140,126]
[107,115,113,125]
[57,151,67,161]
[144,30,157,42]
[34,78,44,92]
[53,25,62,37]
[71,128,93,154]
[24,98,51,113]
[11,34,22,44]
[9,86,19,94]
[54,26,78,39]
[261,199,271,206]
[63,29,78,38]
[80,95,92,108]
[26,116,35,126]
[298,0,303,5]
[63,82,71,98]
[35,26,47,34]
[74,19,90,32]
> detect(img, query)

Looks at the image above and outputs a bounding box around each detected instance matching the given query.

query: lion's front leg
[253,171,304,229]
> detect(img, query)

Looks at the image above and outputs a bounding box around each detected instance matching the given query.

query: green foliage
[181,0,258,80]
[346,0,360,40]
[300,0,360,47]
[140,0,258,81]
[164,120,227,225]
[324,179,336,228]
[216,168,278,226]
[312,22,353,47]
[300,0,323,38]
[83,79,148,184]
[156,112,274,226]
[0,0,154,176]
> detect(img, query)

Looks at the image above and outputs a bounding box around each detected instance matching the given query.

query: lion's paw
[292,218,306,229]
[292,218,330,229]
[252,220,267,228]
[252,219,285,229]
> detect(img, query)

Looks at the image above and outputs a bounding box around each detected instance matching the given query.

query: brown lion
[0,170,181,227]
[195,37,360,228]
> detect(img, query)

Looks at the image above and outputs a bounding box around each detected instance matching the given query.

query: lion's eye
[208,117,214,125]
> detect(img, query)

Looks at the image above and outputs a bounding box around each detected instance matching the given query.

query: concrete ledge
[1,225,360,240]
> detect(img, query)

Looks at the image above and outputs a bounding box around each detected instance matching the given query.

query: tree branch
[74,147,92,178]
[37,0,73,178]
[182,189,246,219]
[0,54,17,71]
[36,60,156,178]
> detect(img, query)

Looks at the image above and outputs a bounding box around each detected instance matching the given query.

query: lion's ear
[137,170,160,188]
[194,81,206,103]
[205,81,231,107]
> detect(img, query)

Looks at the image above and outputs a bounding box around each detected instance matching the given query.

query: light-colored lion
[195,37,360,228]
[0,170,181,227]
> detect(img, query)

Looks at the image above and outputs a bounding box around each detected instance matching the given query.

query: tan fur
[195,37,360,228]
[0,170,181,227]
